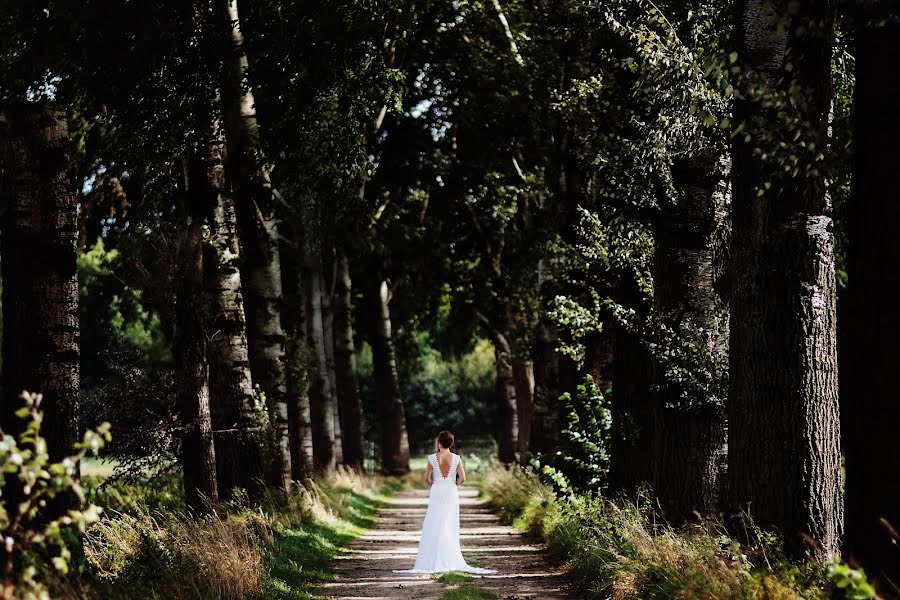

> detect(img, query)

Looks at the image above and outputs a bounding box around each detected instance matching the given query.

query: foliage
[480,466,873,600]
[535,377,614,493]
[0,392,111,599]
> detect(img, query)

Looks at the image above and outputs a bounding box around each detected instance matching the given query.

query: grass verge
[437,585,497,600]
[479,466,873,600]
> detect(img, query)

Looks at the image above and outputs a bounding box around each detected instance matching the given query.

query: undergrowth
[480,466,873,600]
[70,467,401,599]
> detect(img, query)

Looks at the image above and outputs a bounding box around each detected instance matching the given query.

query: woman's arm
[425,460,434,485]
[456,457,466,486]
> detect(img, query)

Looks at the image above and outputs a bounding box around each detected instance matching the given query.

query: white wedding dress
[394,453,496,574]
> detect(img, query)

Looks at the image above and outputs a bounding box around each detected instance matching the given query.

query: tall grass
[75,466,398,600]
[480,466,867,600]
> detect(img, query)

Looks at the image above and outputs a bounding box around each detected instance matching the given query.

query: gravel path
[316,486,573,600]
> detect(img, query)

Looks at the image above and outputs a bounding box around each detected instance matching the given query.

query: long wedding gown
[394,453,496,574]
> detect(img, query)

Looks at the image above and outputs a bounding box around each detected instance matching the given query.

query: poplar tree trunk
[729,0,841,558]
[216,0,291,491]
[174,156,219,512]
[305,258,337,470]
[366,276,410,475]
[844,14,900,587]
[492,332,519,464]
[650,155,728,521]
[321,257,343,465]
[0,103,80,468]
[204,128,264,499]
[280,231,315,478]
[333,249,365,470]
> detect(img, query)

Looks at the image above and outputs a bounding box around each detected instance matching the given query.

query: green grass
[435,571,473,585]
[437,585,497,600]
[263,480,403,600]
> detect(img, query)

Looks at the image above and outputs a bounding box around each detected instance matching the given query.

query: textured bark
[844,14,900,588]
[650,155,728,521]
[305,259,337,471]
[174,156,219,512]
[280,232,315,478]
[333,250,366,470]
[492,333,519,464]
[729,0,842,558]
[510,354,534,459]
[216,0,291,491]
[0,104,80,471]
[321,256,343,465]
[204,129,264,500]
[366,276,410,475]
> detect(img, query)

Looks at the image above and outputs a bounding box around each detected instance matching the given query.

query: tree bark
[216,0,291,491]
[321,254,343,465]
[305,255,337,471]
[280,229,315,479]
[650,155,728,521]
[0,103,80,470]
[728,0,842,558]
[174,156,219,512]
[366,276,410,475]
[510,353,533,459]
[844,13,900,588]
[332,249,366,470]
[491,332,519,464]
[204,127,264,500]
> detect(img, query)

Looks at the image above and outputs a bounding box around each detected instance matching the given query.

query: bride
[394,431,496,575]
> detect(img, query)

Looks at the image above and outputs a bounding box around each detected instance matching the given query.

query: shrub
[0,391,111,599]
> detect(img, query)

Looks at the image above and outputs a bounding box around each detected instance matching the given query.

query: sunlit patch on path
[316,487,573,599]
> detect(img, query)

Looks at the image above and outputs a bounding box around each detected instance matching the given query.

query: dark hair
[437,431,454,449]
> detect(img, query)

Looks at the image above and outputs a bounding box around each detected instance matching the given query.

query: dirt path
[316,487,573,600]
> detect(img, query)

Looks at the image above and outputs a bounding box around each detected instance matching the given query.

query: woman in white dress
[395,431,495,574]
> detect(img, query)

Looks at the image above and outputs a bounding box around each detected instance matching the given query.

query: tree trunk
[333,249,365,470]
[305,257,337,471]
[510,354,533,459]
[492,332,519,464]
[0,103,80,470]
[204,126,265,501]
[280,230,315,478]
[321,254,343,465]
[174,156,219,512]
[650,155,728,521]
[844,14,900,587]
[728,0,841,558]
[366,276,410,475]
[216,0,291,492]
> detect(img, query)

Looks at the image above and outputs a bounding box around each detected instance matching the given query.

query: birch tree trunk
[333,249,366,470]
[216,0,291,491]
[491,332,519,464]
[510,353,533,459]
[0,103,80,470]
[204,126,264,499]
[728,0,842,558]
[280,230,315,478]
[305,255,337,471]
[650,155,728,521]
[844,12,900,587]
[366,275,410,475]
[174,156,219,512]
[321,255,343,465]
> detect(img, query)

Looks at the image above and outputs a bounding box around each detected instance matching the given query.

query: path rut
[317,487,573,600]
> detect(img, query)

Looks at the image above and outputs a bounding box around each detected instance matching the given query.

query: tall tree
[215,0,291,491]
[332,249,366,470]
[321,256,344,465]
[650,155,728,520]
[728,0,842,558]
[205,124,265,499]
[0,103,80,466]
[173,154,219,511]
[305,248,338,471]
[366,274,410,475]
[844,8,900,587]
